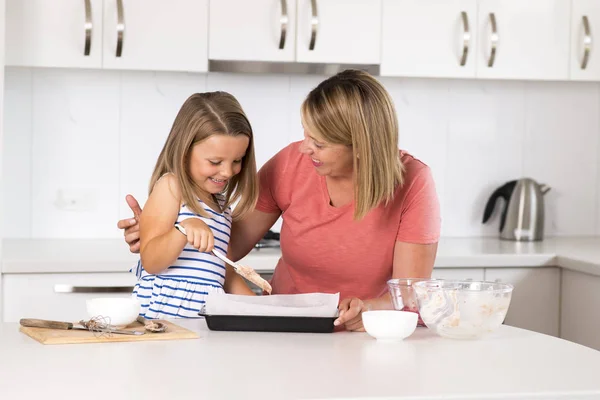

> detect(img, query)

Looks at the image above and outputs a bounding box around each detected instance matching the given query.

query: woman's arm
[334,241,438,331]
[229,209,281,261]
[139,175,187,274]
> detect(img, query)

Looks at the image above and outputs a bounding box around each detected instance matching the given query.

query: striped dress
[130,195,231,319]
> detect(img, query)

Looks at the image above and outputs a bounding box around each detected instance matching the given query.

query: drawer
[2,272,137,322]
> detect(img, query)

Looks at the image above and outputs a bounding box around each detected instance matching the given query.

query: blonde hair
[149,92,258,221]
[301,69,404,220]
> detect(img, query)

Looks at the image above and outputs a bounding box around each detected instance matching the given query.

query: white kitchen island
[1,319,600,400]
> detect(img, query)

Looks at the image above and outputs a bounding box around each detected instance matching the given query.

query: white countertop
[2,236,600,276]
[1,320,600,400]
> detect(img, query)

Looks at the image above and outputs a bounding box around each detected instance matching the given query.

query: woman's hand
[179,218,215,253]
[116,195,143,253]
[334,297,369,332]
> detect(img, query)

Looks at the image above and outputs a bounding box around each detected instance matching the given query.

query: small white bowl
[86,297,141,328]
[362,310,418,341]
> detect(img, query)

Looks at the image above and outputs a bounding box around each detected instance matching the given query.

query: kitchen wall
[2,66,599,239]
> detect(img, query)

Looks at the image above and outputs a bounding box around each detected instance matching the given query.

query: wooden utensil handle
[20,318,73,330]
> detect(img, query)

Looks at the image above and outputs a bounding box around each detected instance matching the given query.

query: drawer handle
[581,15,591,70]
[487,12,498,67]
[83,0,92,56]
[116,0,125,57]
[309,0,318,51]
[54,285,134,293]
[279,0,288,50]
[459,11,470,66]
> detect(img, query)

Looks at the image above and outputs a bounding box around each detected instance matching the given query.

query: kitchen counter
[2,236,600,275]
[1,320,600,400]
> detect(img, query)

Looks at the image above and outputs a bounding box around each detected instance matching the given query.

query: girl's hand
[179,218,215,253]
[334,297,368,332]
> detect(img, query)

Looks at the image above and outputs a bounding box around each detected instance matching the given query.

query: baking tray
[198,312,336,333]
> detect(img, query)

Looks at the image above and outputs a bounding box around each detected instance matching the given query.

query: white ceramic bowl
[86,297,141,328]
[362,310,418,341]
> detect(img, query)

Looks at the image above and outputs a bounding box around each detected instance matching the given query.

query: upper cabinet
[475,0,570,80]
[6,0,209,73]
[209,0,297,62]
[295,0,381,64]
[6,0,103,69]
[102,0,208,72]
[381,0,477,78]
[209,0,381,65]
[570,0,599,81]
[4,0,600,81]
[382,0,572,81]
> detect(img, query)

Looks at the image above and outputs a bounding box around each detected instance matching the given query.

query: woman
[117,69,441,331]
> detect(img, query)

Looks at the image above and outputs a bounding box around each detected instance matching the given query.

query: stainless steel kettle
[482,178,551,241]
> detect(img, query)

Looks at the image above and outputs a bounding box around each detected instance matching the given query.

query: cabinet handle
[581,16,592,70]
[83,0,92,56]
[309,0,318,51]
[279,0,288,49]
[54,284,134,293]
[459,11,470,66]
[116,0,125,57]
[487,12,498,67]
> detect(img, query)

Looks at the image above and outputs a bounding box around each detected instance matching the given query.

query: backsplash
[2,67,599,239]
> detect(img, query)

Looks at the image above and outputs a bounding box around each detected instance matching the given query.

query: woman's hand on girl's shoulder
[334,297,367,332]
[179,218,215,253]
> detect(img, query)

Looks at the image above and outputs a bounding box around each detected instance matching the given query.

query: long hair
[149,92,258,220]
[301,69,404,220]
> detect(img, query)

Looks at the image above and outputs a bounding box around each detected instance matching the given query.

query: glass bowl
[387,278,430,327]
[413,280,513,339]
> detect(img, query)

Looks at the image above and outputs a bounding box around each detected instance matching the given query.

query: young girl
[131,91,259,319]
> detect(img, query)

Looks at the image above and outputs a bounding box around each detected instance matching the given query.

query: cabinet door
[381,0,477,78]
[485,267,560,337]
[295,0,381,64]
[209,0,296,62]
[5,0,103,68]
[2,273,137,323]
[570,0,600,81]
[476,0,570,80]
[561,270,600,351]
[103,0,209,72]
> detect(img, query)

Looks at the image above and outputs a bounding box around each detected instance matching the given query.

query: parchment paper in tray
[204,292,340,318]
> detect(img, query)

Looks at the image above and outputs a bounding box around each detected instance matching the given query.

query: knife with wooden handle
[19,318,145,335]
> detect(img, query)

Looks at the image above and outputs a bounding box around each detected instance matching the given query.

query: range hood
[208,60,380,76]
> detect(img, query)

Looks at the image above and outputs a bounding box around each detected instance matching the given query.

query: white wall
[2,67,599,239]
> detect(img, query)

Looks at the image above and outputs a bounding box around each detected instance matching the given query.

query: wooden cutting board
[20,320,200,345]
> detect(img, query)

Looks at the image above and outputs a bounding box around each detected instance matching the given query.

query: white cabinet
[6,0,208,72]
[570,0,600,81]
[102,0,208,72]
[561,269,600,351]
[431,267,485,281]
[2,273,137,323]
[381,0,477,78]
[209,0,297,62]
[485,267,560,337]
[295,0,381,64]
[5,0,103,68]
[475,0,570,80]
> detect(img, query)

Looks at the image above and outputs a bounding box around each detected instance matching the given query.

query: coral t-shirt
[256,141,441,301]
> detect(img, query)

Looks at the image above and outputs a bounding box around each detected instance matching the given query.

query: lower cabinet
[560,269,600,351]
[2,272,137,322]
[485,267,560,337]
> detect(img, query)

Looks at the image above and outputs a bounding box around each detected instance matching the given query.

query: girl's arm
[139,174,187,274]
